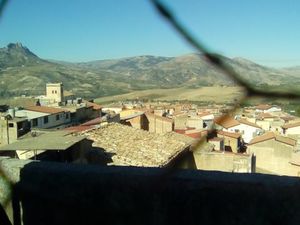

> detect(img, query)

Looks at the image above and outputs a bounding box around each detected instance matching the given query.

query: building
[216,130,242,153]
[145,113,174,134]
[214,116,262,143]
[45,83,64,105]
[282,122,300,136]
[120,110,147,130]
[18,106,71,129]
[255,104,282,113]
[81,123,195,168]
[247,132,298,176]
[0,130,89,163]
[0,116,30,146]
[194,150,255,173]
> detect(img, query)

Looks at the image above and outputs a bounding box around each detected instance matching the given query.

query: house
[255,104,281,113]
[214,116,262,143]
[216,130,242,153]
[197,111,214,128]
[0,130,90,163]
[247,132,298,176]
[0,116,30,146]
[120,110,147,130]
[174,114,204,130]
[145,113,174,134]
[194,150,255,173]
[81,123,195,168]
[282,122,300,136]
[18,106,71,129]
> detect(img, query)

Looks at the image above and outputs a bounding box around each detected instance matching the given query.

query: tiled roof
[257,113,274,119]
[81,123,194,167]
[248,132,275,145]
[248,132,296,146]
[255,104,272,110]
[81,117,102,126]
[26,106,69,114]
[85,101,102,110]
[282,122,300,129]
[217,130,241,139]
[197,112,213,117]
[214,116,240,129]
[239,119,261,129]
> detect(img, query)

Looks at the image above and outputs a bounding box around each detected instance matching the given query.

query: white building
[15,106,71,129]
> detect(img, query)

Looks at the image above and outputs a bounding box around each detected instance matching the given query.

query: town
[0,82,300,176]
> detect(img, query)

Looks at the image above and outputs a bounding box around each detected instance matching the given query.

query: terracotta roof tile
[255,104,272,110]
[239,118,261,129]
[214,116,240,129]
[248,132,275,145]
[257,113,275,119]
[81,123,193,167]
[85,101,102,110]
[248,132,296,146]
[217,130,241,139]
[282,122,300,129]
[26,106,69,114]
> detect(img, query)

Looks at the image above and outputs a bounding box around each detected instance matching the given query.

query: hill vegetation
[0,43,299,100]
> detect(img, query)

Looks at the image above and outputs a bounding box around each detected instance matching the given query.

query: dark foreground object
[0,158,300,225]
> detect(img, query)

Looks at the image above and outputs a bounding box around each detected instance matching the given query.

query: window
[56,114,59,121]
[52,90,54,94]
[8,123,14,128]
[66,113,69,119]
[32,119,38,127]
[55,90,57,94]
[44,116,49,124]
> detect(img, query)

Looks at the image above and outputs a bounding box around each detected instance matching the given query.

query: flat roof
[0,130,86,151]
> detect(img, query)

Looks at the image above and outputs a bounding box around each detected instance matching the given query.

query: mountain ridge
[0,43,299,98]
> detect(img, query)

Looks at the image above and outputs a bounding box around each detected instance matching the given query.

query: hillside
[0,43,299,99]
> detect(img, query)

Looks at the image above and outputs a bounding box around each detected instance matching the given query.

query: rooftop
[239,118,261,129]
[214,116,240,129]
[85,101,102,110]
[26,106,69,114]
[248,132,296,146]
[81,123,194,167]
[282,121,300,129]
[217,130,241,139]
[0,130,85,151]
[255,104,273,110]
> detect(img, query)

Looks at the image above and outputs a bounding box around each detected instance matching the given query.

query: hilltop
[0,43,299,98]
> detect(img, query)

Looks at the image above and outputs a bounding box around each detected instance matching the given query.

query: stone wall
[247,139,300,176]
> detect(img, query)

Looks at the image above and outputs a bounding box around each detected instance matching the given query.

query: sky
[0,0,300,67]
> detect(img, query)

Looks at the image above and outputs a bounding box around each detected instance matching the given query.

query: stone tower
[46,83,64,103]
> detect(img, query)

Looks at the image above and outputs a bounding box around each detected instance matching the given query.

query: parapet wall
[1,157,300,225]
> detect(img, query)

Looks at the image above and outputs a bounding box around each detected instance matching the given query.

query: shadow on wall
[5,160,300,225]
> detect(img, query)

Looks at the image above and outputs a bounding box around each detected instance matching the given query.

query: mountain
[0,43,299,98]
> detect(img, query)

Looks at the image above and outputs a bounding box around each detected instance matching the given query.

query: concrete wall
[31,112,71,129]
[174,115,188,129]
[217,134,240,153]
[146,115,173,134]
[186,117,203,129]
[247,139,300,176]
[225,123,260,143]
[256,120,270,131]
[284,126,300,136]
[0,118,29,146]
[193,151,253,173]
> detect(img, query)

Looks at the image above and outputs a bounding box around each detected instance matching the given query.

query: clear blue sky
[1,0,300,67]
